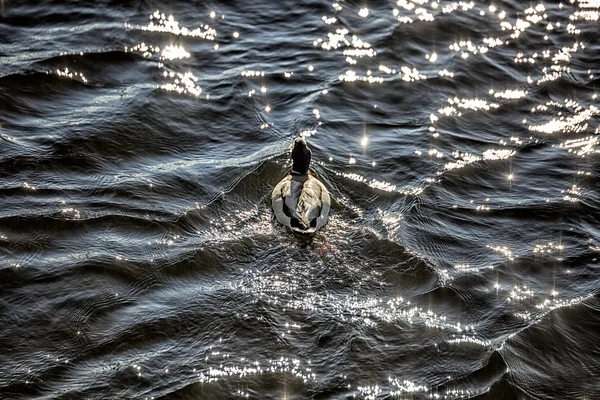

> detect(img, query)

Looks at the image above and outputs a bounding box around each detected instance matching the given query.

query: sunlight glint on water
[0,1,599,399]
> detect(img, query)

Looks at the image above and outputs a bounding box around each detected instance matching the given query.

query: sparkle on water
[4,0,600,399]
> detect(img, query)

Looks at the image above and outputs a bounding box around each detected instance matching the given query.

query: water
[1,0,600,398]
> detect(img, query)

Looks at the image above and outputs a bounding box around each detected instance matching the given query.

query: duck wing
[314,179,331,230]
[295,180,321,229]
[271,176,292,228]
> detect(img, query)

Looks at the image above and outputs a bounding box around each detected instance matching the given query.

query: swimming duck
[271,137,331,233]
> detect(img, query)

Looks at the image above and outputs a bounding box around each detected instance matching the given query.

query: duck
[271,137,331,233]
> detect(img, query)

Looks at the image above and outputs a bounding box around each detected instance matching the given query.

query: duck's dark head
[291,137,312,175]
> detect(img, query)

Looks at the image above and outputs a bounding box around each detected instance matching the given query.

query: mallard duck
[271,137,331,233]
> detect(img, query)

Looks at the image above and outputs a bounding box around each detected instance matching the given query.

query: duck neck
[291,170,309,182]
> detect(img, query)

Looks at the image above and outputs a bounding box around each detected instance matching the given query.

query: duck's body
[272,172,330,233]
[271,137,331,233]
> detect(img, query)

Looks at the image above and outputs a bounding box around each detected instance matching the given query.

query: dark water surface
[2,1,600,399]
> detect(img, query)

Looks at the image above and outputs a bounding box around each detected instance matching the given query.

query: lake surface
[1,0,600,399]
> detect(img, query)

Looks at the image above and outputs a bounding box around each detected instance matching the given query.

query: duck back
[272,173,330,233]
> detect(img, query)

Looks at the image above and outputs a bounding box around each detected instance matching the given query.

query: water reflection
[3,0,600,399]
[129,1,598,397]
[138,11,217,40]
[51,67,88,83]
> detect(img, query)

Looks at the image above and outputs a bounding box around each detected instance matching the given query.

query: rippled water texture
[2,0,600,399]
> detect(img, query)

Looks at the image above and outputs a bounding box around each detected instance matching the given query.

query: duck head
[291,137,312,175]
